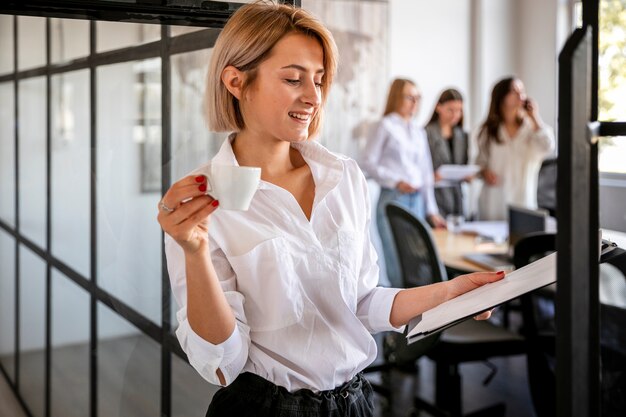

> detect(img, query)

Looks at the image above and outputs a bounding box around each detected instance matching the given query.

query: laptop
[463,206,550,271]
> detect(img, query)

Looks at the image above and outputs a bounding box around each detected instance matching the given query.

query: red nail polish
[199,184,207,192]
[211,200,219,207]
[195,175,204,183]
[497,270,505,275]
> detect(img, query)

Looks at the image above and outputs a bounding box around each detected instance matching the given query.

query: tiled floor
[0,372,27,417]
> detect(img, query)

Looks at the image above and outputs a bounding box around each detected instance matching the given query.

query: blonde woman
[157,2,502,416]
[361,79,445,288]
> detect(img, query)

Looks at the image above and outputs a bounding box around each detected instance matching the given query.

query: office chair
[536,157,557,217]
[382,203,526,417]
[513,232,557,417]
[515,233,626,417]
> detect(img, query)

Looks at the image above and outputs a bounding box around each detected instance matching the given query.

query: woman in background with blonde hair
[157,2,503,416]
[361,78,445,288]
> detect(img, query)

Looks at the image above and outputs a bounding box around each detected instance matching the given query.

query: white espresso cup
[205,165,261,211]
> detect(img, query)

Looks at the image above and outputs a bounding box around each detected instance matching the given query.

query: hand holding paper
[407,253,557,343]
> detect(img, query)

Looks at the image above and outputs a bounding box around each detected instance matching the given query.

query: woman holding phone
[157,2,502,416]
[475,77,555,220]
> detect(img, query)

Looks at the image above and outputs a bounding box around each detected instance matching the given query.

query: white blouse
[360,113,439,215]
[475,119,555,220]
[165,136,403,392]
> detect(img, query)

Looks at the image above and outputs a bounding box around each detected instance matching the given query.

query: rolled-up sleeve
[360,121,404,189]
[165,234,250,386]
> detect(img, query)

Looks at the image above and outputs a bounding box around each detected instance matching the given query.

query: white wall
[389,0,471,127]
[515,0,559,132]
[389,0,564,135]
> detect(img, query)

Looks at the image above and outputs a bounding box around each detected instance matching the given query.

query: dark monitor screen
[508,205,548,248]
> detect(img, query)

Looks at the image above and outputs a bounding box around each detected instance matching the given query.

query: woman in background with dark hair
[425,88,470,217]
[475,77,555,220]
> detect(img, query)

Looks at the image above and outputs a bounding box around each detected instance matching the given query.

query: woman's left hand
[429,214,447,229]
[446,271,506,320]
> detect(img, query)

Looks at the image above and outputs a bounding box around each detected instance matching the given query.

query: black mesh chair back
[383,202,443,364]
[513,232,557,417]
[537,157,557,217]
[386,202,448,288]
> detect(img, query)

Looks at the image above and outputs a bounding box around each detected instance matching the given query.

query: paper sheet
[407,252,556,342]
[437,164,481,182]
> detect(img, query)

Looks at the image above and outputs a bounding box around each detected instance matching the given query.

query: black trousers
[206,372,374,417]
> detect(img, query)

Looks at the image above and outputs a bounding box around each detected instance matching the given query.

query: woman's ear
[221,66,245,100]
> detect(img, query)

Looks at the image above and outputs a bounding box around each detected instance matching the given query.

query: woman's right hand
[482,169,498,186]
[157,175,220,255]
[396,180,419,194]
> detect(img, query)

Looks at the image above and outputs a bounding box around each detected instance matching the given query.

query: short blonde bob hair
[205,0,338,139]
[383,78,417,116]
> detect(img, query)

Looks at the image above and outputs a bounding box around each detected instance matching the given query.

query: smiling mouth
[288,112,311,122]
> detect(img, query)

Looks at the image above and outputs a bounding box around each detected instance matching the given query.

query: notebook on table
[462,205,551,271]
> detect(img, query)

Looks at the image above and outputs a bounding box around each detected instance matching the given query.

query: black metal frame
[556,0,626,416]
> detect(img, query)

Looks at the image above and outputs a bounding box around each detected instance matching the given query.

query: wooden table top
[431,228,509,273]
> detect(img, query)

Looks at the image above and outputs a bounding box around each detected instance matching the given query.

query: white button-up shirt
[361,112,439,215]
[475,119,555,220]
[166,136,403,392]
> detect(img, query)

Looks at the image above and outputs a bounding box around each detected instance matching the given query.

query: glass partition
[51,69,91,277]
[97,21,160,52]
[97,59,162,324]
[0,230,15,383]
[0,15,13,75]
[50,18,89,64]
[98,303,160,417]
[18,76,47,249]
[0,82,15,227]
[17,16,45,71]
[18,245,46,417]
[171,353,219,417]
[51,269,90,417]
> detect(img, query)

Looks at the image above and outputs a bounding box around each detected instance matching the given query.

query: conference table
[431,228,509,274]
[432,225,626,275]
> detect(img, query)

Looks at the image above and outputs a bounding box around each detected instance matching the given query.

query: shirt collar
[211,133,345,192]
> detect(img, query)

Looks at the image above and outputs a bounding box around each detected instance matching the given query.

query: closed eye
[285,79,300,85]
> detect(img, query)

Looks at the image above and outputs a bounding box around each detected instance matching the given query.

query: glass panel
[0,15,14,75]
[169,25,204,37]
[97,59,162,324]
[0,82,15,227]
[598,0,626,122]
[0,229,16,382]
[18,77,47,249]
[171,353,219,417]
[98,303,160,417]
[51,269,90,417]
[51,18,90,64]
[97,21,160,52]
[51,70,90,277]
[19,244,46,417]
[18,16,46,71]
[171,289,178,334]
[599,136,626,174]
[171,49,227,181]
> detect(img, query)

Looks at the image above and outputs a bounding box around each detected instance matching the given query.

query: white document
[458,221,508,242]
[406,252,556,343]
[437,164,481,182]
